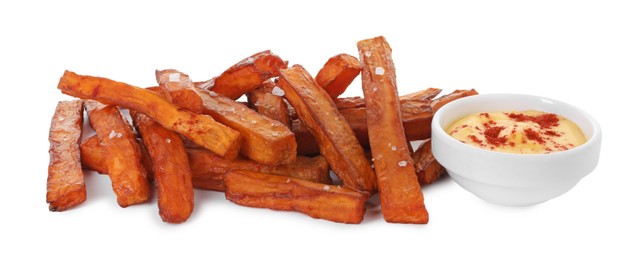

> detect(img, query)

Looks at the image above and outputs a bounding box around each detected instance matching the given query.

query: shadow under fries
[82,170,117,204]
[186,189,226,223]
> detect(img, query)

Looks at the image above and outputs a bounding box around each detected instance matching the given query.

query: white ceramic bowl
[432,94,602,206]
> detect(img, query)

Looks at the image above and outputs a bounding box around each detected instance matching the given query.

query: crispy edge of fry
[57,70,243,159]
[412,139,447,185]
[188,148,331,191]
[208,50,288,100]
[194,87,296,165]
[156,69,204,114]
[247,81,291,127]
[358,36,428,224]
[131,110,194,223]
[80,135,154,181]
[399,88,442,102]
[278,65,376,192]
[431,89,479,113]
[84,100,150,207]
[315,53,361,99]
[224,169,368,224]
[47,100,86,211]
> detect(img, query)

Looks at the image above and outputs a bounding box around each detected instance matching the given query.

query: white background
[1,0,635,259]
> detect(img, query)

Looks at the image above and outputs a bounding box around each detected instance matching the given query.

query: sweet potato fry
[278,65,375,192]
[84,100,150,207]
[294,89,470,155]
[224,170,367,224]
[188,148,331,191]
[194,87,296,165]
[401,99,434,142]
[358,36,428,223]
[131,111,194,223]
[333,96,366,110]
[47,100,86,211]
[247,80,291,127]
[431,89,479,113]
[79,134,108,174]
[80,135,154,180]
[315,53,361,99]
[57,70,242,159]
[412,139,447,185]
[205,50,288,99]
[400,88,442,101]
[156,69,204,113]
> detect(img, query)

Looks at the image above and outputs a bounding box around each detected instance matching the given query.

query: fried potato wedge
[315,53,361,99]
[412,139,446,185]
[57,70,242,159]
[131,111,194,223]
[79,134,108,174]
[188,148,331,191]
[399,88,442,102]
[279,65,375,192]
[401,99,434,142]
[431,89,479,113]
[224,170,368,224]
[294,89,468,155]
[247,80,291,127]
[80,135,154,180]
[333,96,366,110]
[84,100,150,207]
[358,36,428,224]
[195,87,296,165]
[47,100,86,211]
[156,69,204,113]
[206,50,288,100]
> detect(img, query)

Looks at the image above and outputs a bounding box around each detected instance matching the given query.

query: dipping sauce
[446,110,586,154]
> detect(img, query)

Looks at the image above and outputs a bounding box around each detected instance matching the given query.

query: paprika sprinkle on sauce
[445,110,587,154]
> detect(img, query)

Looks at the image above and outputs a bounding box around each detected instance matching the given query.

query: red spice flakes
[482,120,496,128]
[543,130,562,137]
[509,142,516,147]
[508,112,560,128]
[480,113,490,118]
[468,135,483,145]
[524,128,545,144]
[484,126,508,146]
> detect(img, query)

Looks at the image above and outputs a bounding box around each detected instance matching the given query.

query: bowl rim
[432,93,602,158]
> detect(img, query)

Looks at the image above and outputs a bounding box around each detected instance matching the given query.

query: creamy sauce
[446,110,586,154]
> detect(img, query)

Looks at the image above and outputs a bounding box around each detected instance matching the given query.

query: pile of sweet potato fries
[47,36,477,224]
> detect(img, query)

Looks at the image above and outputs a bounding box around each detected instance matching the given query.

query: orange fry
[131,111,194,223]
[80,135,154,180]
[224,170,368,224]
[156,69,204,113]
[247,80,291,127]
[47,100,86,211]
[431,89,479,113]
[358,36,428,224]
[315,53,361,99]
[57,70,243,159]
[79,134,108,174]
[188,149,331,191]
[205,50,288,99]
[279,65,375,192]
[412,139,447,185]
[84,100,150,207]
[195,87,296,165]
